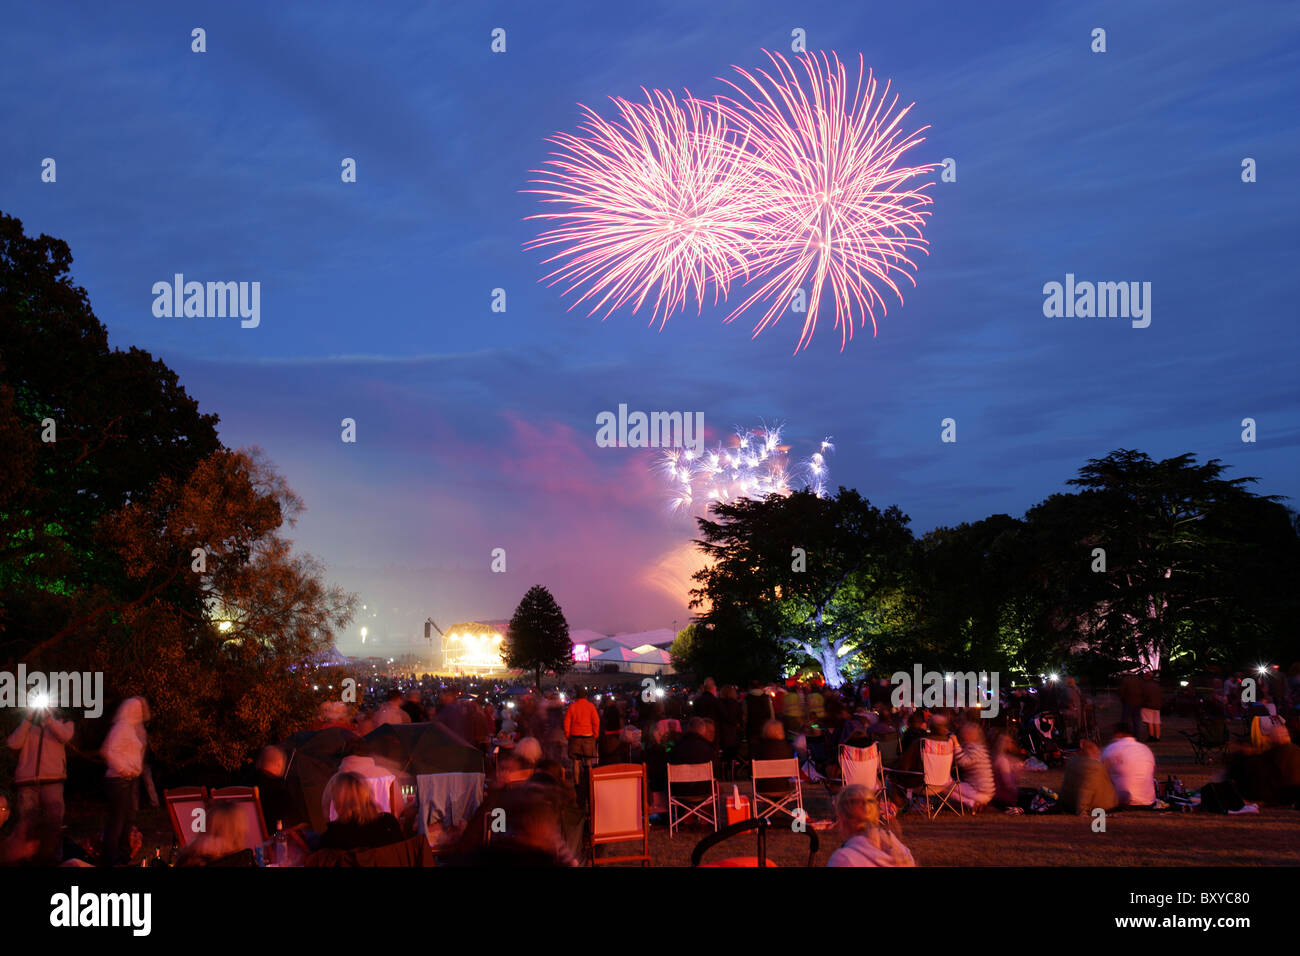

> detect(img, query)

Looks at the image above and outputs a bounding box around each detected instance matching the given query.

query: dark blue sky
[4,0,1298,655]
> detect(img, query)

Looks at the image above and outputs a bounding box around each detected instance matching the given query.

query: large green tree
[691,489,913,687]
[1023,449,1296,673]
[0,212,354,770]
[504,584,572,689]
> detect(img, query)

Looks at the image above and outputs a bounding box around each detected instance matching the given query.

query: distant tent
[305,645,349,666]
[634,648,672,665]
[592,646,640,663]
[609,628,675,650]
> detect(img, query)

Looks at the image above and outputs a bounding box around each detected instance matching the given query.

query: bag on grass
[1198,780,1245,813]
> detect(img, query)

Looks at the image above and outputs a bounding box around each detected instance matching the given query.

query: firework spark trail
[713,50,940,353]
[659,424,834,514]
[524,89,762,328]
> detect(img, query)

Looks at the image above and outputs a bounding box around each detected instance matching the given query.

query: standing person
[434,687,470,742]
[716,686,743,781]
[1060,677,1084,746]
[597,698,624,765]
[563,689,600,801]
[783,684,805,735]
[1118,671,1146,740]
[373,690,411,727]
[399,689,426,723]
[7,701,75,863]
[744,681,774,746]
[101,697,149,867]
[1140,672,1164,742]
[693,678,720,726]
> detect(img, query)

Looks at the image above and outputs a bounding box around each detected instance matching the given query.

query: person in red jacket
[564,691,601,802]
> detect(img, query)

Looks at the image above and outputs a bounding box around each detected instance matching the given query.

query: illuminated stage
[440,621,508,674]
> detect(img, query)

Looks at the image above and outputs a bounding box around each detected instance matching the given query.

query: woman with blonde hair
[319,771,403,851]
[827,784,916,867]
[177,802,252,866]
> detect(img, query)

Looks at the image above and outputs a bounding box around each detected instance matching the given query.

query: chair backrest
[920,738,955,786]
[1201,717,1229,746]
[751,757,799,783]
[589,763,650,865]
[210,786,270,846]
[839,743,881,789]
[876,734,901,764]
[164,787,209,848]
[668,762,715,785]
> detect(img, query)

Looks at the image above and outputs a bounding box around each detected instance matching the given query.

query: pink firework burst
[714,51,940,353]
[524,89,761,328]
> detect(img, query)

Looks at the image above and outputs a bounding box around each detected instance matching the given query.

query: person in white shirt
[8,705,75,862]
[101,697,149,865]
[1100,725,1157,807]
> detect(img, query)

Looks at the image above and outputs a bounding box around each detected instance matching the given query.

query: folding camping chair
[1180,715,1230,764]
[667,762,719,836]
[839,743,884,797]
[210,786,271,848]
[164,786,209,848]
[751,757,803,822]
[588,763,650,866]
[919,738,963,819]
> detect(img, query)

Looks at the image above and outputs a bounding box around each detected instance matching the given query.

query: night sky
[4,0,1297,655]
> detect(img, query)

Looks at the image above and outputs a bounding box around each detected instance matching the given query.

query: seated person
[455,782,578,867]
[318,772,404,851]
[899,712,929,754]
[247,745,304,831]
[990,733,1023,809]
[827,785,915,867]
[952,723,995,811]
[1100,725,1157,808]
[177,802,255,867]
[752,720,795,799]
[1228,722,1300,806]
[643,723,671,797]
[529,759,583,858]
[667,717,717,800]
[895,714,957,775]
[1059,739,1118,815]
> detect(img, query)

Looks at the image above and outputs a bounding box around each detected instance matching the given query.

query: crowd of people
[2,662,1298,867]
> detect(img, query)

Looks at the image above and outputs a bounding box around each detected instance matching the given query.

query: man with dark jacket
[715,686,743,780]
[693,679,720,726]
[1118,672,1146,740]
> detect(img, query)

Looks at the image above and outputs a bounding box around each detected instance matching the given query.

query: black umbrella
[280,727,361,832]
[363,721,484,777]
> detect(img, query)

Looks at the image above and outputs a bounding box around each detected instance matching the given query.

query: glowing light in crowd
[659,424,833,513]
[525,51,937,353]
[715,51,939,352]
[525,89,761,327]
